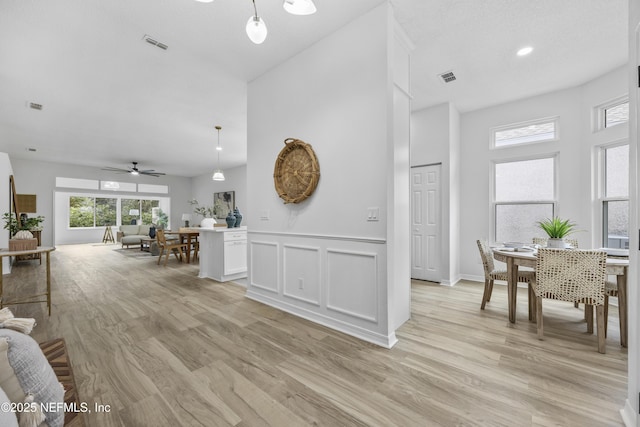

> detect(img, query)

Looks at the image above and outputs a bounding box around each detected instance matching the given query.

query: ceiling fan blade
[101,167,130,173]
[140,171,165,177]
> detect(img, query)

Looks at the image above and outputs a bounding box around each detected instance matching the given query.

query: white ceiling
[0,0,628,178]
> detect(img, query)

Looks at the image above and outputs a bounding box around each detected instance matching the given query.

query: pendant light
[212,125,225,181]
[283,0,316,15]
[246,0,267,44]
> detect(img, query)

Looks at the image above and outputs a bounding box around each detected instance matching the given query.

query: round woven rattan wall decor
[273,138,320,204]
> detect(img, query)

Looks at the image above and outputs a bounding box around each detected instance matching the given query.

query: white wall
[191,165,247,226]
[246,3,410,348]
[0,153,13,273]
[411,102,459,284]
[9,158,192,246]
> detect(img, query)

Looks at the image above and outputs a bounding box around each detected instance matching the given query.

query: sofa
[117,224,152,248]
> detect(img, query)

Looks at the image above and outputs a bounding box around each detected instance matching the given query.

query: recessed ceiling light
[517,46,533,56]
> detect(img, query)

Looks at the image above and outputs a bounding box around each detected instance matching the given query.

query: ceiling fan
[101,161,166,177]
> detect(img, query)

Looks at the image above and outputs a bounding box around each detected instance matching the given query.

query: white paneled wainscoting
[246,231,395,348]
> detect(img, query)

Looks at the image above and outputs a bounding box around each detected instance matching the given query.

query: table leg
[617,268,627,348]
[186,234,191,264]
[46,251,51,316]
[507,258,518,323]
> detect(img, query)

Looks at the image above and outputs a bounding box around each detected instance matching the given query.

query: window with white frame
[595,96,629,131]
[601,143,629,248]
[494,157,556,243]
[69,196,117,228]
[492,117,558,148]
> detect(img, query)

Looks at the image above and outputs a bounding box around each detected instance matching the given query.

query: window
[69,197,117,227]
[121,198,160,225]
[492,117,558,148]
[602,144,629,248]
[605,101,629,128]
[494,157,555,243]
[595,96,629,131]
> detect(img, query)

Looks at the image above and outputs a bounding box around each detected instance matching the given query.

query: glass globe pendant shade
[283,0,316,15]
[212,170,225,181]
[246,15,267,44]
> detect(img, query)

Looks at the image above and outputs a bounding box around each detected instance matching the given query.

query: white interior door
[411,164,441,282]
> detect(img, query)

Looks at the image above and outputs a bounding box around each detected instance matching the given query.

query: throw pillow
[0,330,64,427]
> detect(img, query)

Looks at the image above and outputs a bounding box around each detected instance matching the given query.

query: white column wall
[624,1,640,425]
[246,3,409,348]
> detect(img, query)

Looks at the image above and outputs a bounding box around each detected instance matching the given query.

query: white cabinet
[198,227,247,282]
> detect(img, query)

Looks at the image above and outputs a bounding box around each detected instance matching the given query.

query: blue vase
[149,226,156,238]
[225,211,236,228]
[233,207,242,227]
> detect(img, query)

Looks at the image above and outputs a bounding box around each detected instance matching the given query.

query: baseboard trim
[620,398,636,427]
[246,290,398,349]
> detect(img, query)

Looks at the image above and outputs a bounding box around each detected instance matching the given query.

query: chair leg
[585,304,594,334]
[536,296,543,340]
[574,302,579,308]
[604,295,609,338]
[487,280,494,302]
[481,279,492,310]
[597,305,606,354]
[157,247,164,265]
[528,284,537,322]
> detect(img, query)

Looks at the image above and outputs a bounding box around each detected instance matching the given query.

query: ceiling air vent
[439,71,457,83]
[143,35,168,50]
[28,102,43,110]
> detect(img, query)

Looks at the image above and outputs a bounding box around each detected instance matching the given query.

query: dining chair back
[156,229,186,266]
[533,248,607,353]
[476,240,535,311]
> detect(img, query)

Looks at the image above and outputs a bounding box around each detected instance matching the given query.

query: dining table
[493,247,629,347]
[167,228,200,264]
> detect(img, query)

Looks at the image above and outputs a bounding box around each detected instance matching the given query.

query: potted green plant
[536,216,578,248]
[188,199,216,228]
[3,213,44,235]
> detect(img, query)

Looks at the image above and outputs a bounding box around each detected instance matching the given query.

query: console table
[0,246,55,316]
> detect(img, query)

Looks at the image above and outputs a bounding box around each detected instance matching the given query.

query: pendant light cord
[251,0,258,18]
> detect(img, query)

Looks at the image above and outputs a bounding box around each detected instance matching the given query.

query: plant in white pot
[536,217,578,248]
[188,199,217,228]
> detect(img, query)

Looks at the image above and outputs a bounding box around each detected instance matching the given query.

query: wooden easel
[102,226,115,244]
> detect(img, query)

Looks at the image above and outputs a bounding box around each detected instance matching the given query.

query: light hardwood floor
[4,244,627,426]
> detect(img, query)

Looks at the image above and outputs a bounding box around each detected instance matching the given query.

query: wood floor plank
[2,244,627,426]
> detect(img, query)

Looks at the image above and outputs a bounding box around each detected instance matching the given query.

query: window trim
[490,116,559,150]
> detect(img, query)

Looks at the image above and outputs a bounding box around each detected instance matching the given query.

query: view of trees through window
[69,196,160,228]
[121,199,159,225]
[69,197,117,228]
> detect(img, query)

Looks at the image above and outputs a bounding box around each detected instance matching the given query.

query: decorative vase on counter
[233,207,242,227]
[225,211,236,228]
[201,217,217,229]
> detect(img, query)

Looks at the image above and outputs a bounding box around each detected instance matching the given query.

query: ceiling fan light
[246,15,267,44]
[194,0,214,3]
[212,170,225,181]
[283,0,316,15]
[130,170,139,176]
